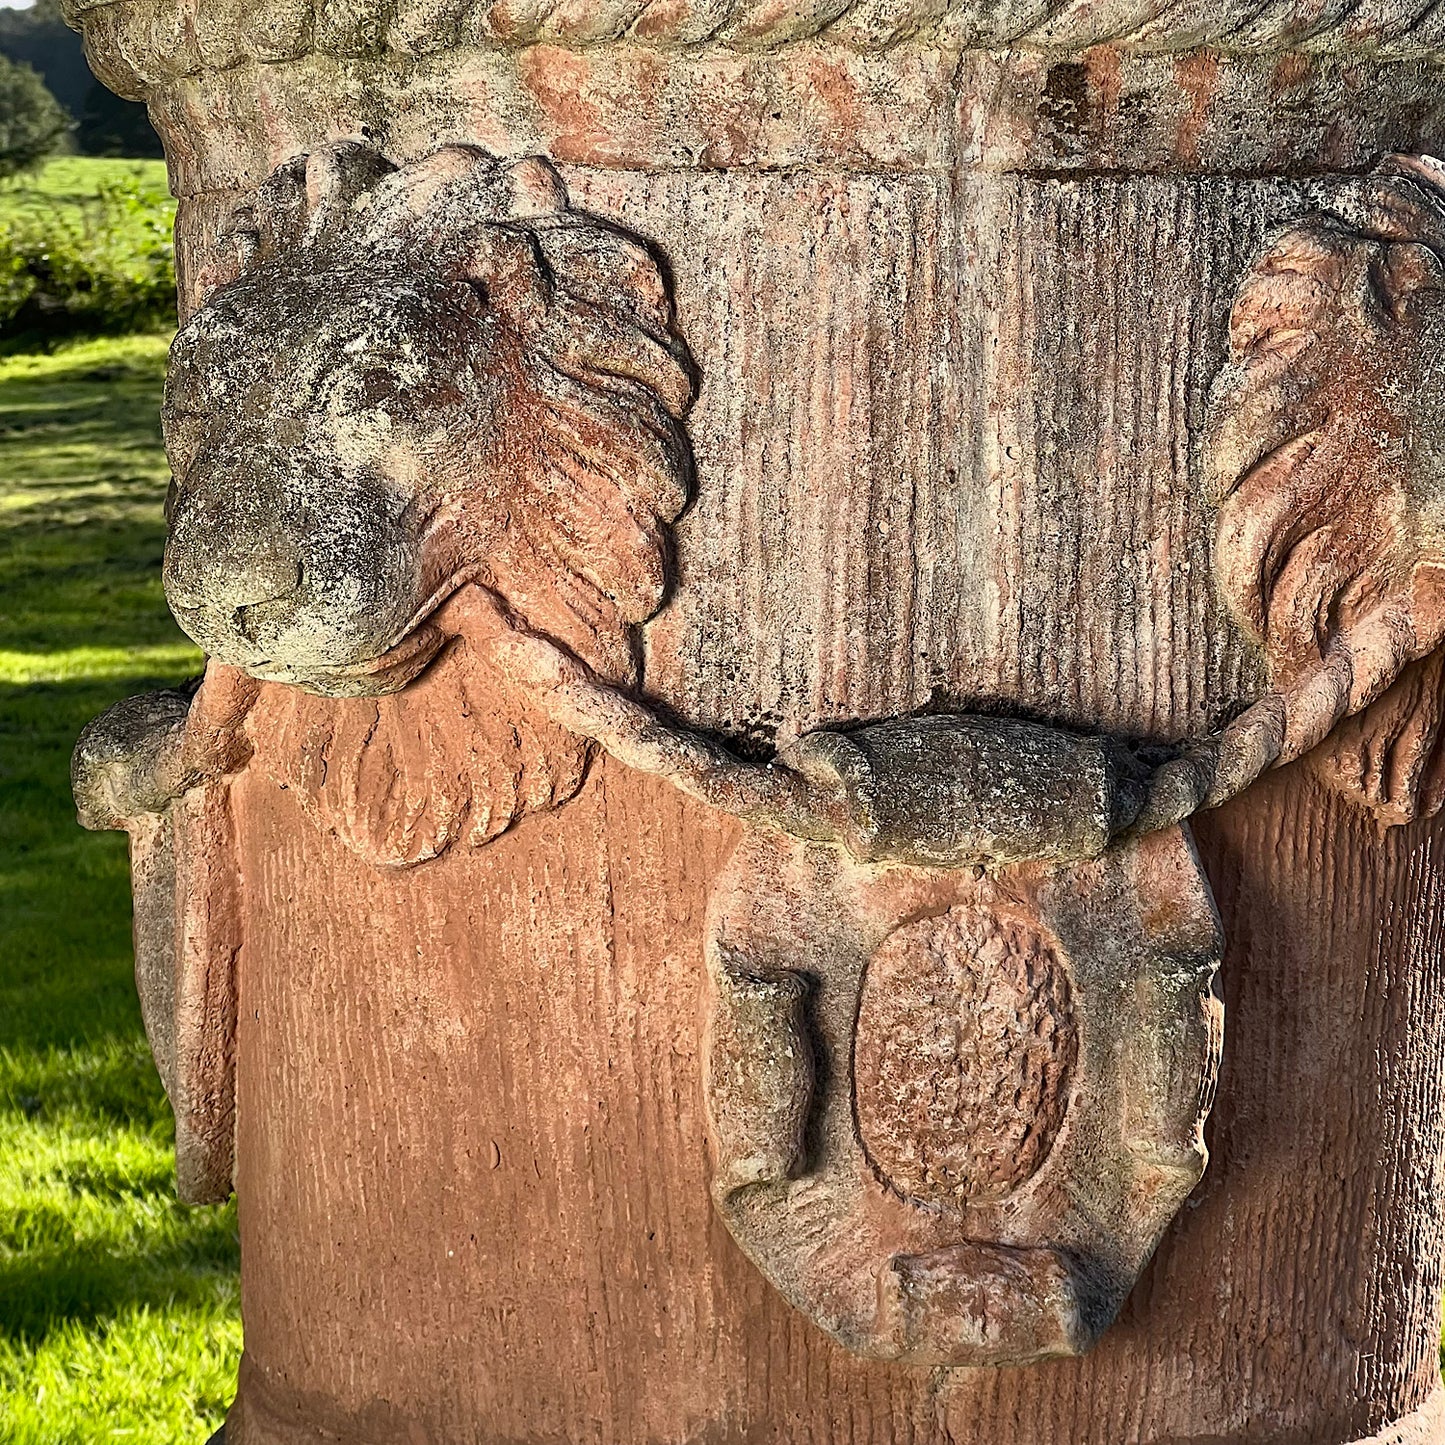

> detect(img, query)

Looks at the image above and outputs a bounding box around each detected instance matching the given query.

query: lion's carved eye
[352,368,401,410]
[175,140,701,862]
[313,361,408,429]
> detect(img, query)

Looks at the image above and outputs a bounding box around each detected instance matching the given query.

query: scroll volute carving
[1206,156,1445,826]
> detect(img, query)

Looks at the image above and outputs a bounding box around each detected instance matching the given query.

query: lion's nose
[165,534,304,616]
[162,450,421,676]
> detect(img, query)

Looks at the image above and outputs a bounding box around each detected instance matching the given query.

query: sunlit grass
[0,1305,240,1444]
[0,159,172,231]
[0,644,198,685]
[0,330,234,1444]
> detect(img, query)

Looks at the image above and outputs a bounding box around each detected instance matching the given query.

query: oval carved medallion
[853,905,1077,1209]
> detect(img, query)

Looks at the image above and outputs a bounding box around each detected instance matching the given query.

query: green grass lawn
[0,332,240,1443]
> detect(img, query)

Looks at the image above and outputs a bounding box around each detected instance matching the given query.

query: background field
[0,162,239,1442]
[0,157,170,233]
[0,156,176,348]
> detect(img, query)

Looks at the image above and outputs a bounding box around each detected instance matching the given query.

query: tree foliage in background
[0,0,89,114]
[0,55,70,180]
[79,84,165,159]
[0,162,176,344]
[0,0,162,159]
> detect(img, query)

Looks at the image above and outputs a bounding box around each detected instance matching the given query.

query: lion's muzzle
[164,439,429,696]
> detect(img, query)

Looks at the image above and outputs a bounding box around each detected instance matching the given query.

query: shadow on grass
[0,344,173,394]
[0,331,240,1432]
[0,1207,239,1346]
[0,672,237,1361]
[0,342,178,651]
[0,526,176,657]
[0,1036,171,1132]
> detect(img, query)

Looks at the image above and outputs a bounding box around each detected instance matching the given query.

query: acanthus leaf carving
[253,619,592,868]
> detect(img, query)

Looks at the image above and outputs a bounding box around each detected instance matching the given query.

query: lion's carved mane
[1206,156,1445,825]
[193,142,696,866]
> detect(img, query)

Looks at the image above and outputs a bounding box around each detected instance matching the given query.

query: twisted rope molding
[61,0,1445,89]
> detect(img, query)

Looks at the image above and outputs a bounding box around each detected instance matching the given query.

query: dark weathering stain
[1040,62,1092,161]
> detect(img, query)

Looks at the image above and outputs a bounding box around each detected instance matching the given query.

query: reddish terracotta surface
[701,823,1220,1369]
[212,761,1445,1443]
[1206,159,1445,819]
[854,907,1077,1205]
[59,2,1445,1440]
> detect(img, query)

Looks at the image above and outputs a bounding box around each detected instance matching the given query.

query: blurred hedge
[0,169,176,345]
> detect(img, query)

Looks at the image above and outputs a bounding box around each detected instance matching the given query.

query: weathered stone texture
[595,169,1275,745]
[63,0,1445,1440]
[208,762,1445,1443]
[854,905,1077,1207]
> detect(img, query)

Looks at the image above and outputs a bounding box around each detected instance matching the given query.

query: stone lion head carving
[1206,156,1445,823]
[163,142,696,864]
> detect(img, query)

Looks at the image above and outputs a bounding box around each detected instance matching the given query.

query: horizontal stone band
[61,0,1445,91]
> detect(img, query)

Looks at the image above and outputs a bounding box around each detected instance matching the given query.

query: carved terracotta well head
[56,1,1445,1438]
